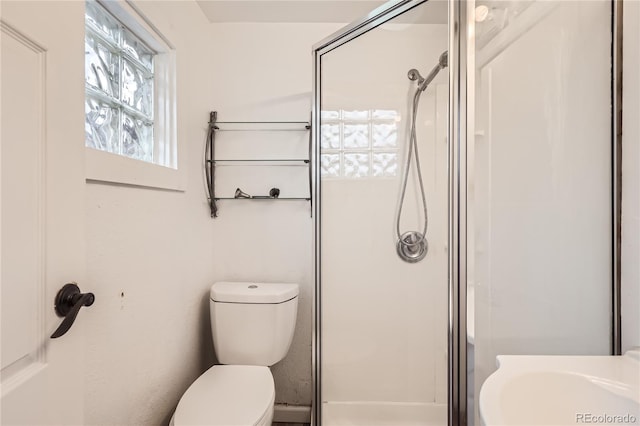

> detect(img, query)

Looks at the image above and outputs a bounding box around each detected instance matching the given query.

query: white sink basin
[480,349,640,425]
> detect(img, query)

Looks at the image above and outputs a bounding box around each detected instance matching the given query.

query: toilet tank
[210,282,298,366]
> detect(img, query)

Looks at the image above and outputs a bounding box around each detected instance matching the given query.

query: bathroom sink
[479,349,640,426]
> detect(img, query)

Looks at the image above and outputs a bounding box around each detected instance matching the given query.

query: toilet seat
[172,365,274,426]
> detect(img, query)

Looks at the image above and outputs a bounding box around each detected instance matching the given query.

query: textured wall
[203,22,343,407]
[84,2,217,424]
[84,6,344,422]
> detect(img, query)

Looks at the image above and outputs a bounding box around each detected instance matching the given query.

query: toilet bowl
[171,365,274,426]
[171,282,298,426]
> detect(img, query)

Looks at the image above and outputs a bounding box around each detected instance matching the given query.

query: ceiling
[195,0,448,23]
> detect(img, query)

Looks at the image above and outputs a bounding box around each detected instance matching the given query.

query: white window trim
[85,0,185,191]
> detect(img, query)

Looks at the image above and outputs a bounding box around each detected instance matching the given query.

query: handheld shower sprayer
[396,51,448,263]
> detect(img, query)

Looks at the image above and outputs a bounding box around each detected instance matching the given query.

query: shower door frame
[311,0,623,425]
[311,1,470,425]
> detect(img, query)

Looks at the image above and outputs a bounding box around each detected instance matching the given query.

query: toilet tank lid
[211,282,299,304]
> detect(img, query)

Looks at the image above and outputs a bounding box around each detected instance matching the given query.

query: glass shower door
[316,1,450,424]
[467,1,615,424]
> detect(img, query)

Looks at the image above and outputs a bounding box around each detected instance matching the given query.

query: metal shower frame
[310,1,623,425]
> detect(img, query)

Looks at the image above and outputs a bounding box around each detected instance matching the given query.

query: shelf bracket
[206,111,218,217]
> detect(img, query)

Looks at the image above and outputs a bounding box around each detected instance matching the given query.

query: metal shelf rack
[205,111,311,217]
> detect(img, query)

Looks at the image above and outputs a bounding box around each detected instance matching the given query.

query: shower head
[438,51,448,68]
[418,50,448,92]
[407,50,449,92]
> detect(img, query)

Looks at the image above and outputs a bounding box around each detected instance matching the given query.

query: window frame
[84,0,184,191]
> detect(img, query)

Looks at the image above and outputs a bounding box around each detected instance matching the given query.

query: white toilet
[171,281,299,426]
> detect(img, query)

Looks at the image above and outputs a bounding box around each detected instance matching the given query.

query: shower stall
[312,0,620,425]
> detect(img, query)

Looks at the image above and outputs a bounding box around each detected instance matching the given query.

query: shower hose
[396,84,429,254]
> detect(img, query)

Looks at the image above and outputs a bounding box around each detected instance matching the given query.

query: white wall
[83,4,343,422]
[203,22,343,407]
[84,2,217,424]
[622,0,640,352]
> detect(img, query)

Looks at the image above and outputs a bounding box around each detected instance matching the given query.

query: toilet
[171,281,299,426]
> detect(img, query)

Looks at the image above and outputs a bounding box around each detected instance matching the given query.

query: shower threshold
[322,401,447,425]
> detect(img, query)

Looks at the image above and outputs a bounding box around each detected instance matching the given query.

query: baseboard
[273,404,312,424]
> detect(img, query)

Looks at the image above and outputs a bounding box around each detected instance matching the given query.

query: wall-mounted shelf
[209,159,309,165]
[205,111,312,218]
[214,197,311,201]
[214,121,311,132]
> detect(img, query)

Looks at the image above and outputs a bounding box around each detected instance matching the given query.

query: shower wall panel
[319,10,449,421]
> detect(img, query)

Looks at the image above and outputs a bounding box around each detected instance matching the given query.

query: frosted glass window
[85,32,119,97]
[122,112,153,162]
[321,124,341,149]
[85,97,119,154]
[84,0,155,163]
[343,124,369,148]
[344,152,370,178]
[343,110,370,121]
[321,110,340,120]
[321,153,340,178]
[85,1,119,42]
[372,123,397,148]
[372,109,399,120]
[372,152,398,177]
[320,109,399,178]
[122,29,154,71]
[122,59,153,116]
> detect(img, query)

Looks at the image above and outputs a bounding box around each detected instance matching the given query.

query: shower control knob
[397,231,428,263]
